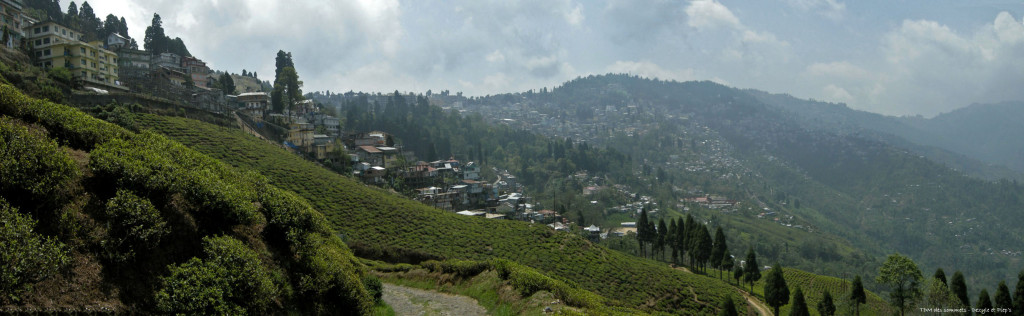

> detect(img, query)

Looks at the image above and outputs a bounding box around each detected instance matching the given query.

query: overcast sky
[88,0,1024,117]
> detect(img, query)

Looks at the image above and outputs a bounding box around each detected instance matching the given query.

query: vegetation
[751,268,893,316]
[0,83,373,313]
[136,113,746,314]
[876,254,923,316]
[0,198,69,302]
[851,275,866,316]
[790,287,809,316]
[765,263,790,316]
[816,290,835,316]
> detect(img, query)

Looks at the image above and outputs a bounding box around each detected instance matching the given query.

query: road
[381,283,487,316]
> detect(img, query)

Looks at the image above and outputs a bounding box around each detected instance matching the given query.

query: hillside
[0,83,374,313]
[136,113,748,314]
[464,74,1024,296]
[750,268,894,316]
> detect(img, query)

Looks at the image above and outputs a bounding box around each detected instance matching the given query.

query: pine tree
[935,268,948,287]
[144,14,166,53]
[817,290,836,316]
[765,263,790,316]
[637,208,649,258]
[790,287,810,316]
[710,226,727,278]
[1014,270,1024,316]
[978,289,993,311]
[668,219,679,263]
[721,254,734,284]
[719,294,738,316]
[733,264,744,286]
[851,275,866,316]
[675,217,686,265]
[656,218,667,260]
[744,247,760,292]
[950,271,970,314]
[995,281,1013,311]
[695,224,712,272]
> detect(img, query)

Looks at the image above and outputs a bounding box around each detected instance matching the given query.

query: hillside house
[181,56,210,88]
[237,92,270,120]
[1,0,31,48]
[24,21,123,90]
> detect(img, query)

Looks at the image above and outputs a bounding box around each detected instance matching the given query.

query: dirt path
[738,289,771,316]
[381,283,487,316]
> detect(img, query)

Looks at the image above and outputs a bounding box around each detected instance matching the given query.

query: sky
[86,0,1024,117]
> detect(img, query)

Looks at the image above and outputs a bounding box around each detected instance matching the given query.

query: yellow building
[23,21,123,90]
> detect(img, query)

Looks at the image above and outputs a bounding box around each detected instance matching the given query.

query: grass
[749,267,894,316]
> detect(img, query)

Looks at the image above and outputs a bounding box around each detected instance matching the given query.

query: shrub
[154,236,277,315]
[362,275,383,304]
[287,230,373,315]
[0,199,69,301]
[0,116,78,200]
[0,83,126,150]
[101,190,168,262]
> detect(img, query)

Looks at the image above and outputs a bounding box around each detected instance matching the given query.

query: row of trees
[26,0,136,46]
[874,253,1024,316]
[143,13,190,56]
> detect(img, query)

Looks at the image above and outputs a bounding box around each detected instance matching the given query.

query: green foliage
[924,277,963,311]
[491,259,608,310]
[362,275,383,304]
[876,254,923,316]
[977,289,993,311]
[101,190,168,262]
[817,290,836,316]
[718,294,738,316]
[88,102,138,131]
[745,248,761,290]
[0,83,127,150]
[1015,270,1024,316]
[790,287,810,316]
[950,271,970,313]
[287,231,373,315]
[136,114,743,314]
[754,268,892,316]
[155,236,277,315]
[0,116,78,200]
[0,199,69,302]
[421,259,491,278]
[851,275,867,314]
[765,264,791,316]
[994,281,1013,310]
[89,132,265,228]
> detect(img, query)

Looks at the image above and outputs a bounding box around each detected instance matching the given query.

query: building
[1,0,28,48]
[23,21,122,89]
[152,52,182,71]
[237,92,270,120]
[155,66,188,86]
[181,56,210,88]
[105,33,128,51]
[117,48,150,70]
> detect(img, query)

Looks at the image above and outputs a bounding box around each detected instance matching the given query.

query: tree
[637,208,650,258]
[994,281,1013,311]
[950,271,970,314]
[144,13,167,53]
[719,294,738,316]
[744,247,761,292]
[876,254,923,316]
[655,218,667,260]
[765,263,790,316]
[850,275,866,316]
[78,1,100,40]
[67,1,78,17]
[710,226,728,278]
[1014,270,1024,316]
[692,223,712,272]
[721,254,734,284]
[218,73,236,95]
[977,289,993,311]
[102,14,120,37]
[934,268,947,287]
[817,290,836,316]
[675,217,686,264]
[790,287,809,316]
[733,263,744,287]
[925,277,962,311]
[668,219,679,263]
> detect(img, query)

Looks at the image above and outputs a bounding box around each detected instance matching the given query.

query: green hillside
[135,113,747,314]
[0,83,373,313]
[750,267,893,316]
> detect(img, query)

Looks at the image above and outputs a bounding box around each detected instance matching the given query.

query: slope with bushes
[0,83,374,313]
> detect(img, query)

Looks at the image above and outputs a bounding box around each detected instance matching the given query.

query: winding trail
[738,289,771,316]
[381,283,487,316]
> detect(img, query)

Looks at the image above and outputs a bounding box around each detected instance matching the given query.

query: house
[23,21,123,90]
[152,52,182,72]
[105,33,128,51]
[1,0,29,48]
[356,145,384,166]
[548,222,568,231]
[181,56,210,88]
[456,210,485,217]
[237,92,270,120]
[286,121,315,150]
[463,161,481,180]
[156,66,189,86]
[117,48,151,70]
[312,134,335,160]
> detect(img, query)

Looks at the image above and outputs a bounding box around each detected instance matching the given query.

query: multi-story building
[181,55,209,88]
[237,92,269,120]
[23,21,122,89]
[152,52,182,71]
[117,48,150,69]
[0,0,27,48]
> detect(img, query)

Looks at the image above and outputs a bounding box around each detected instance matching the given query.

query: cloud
[784,0,845,20]
[822,84,854,103]
[685,0,741,31]
[605,60,697,82]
